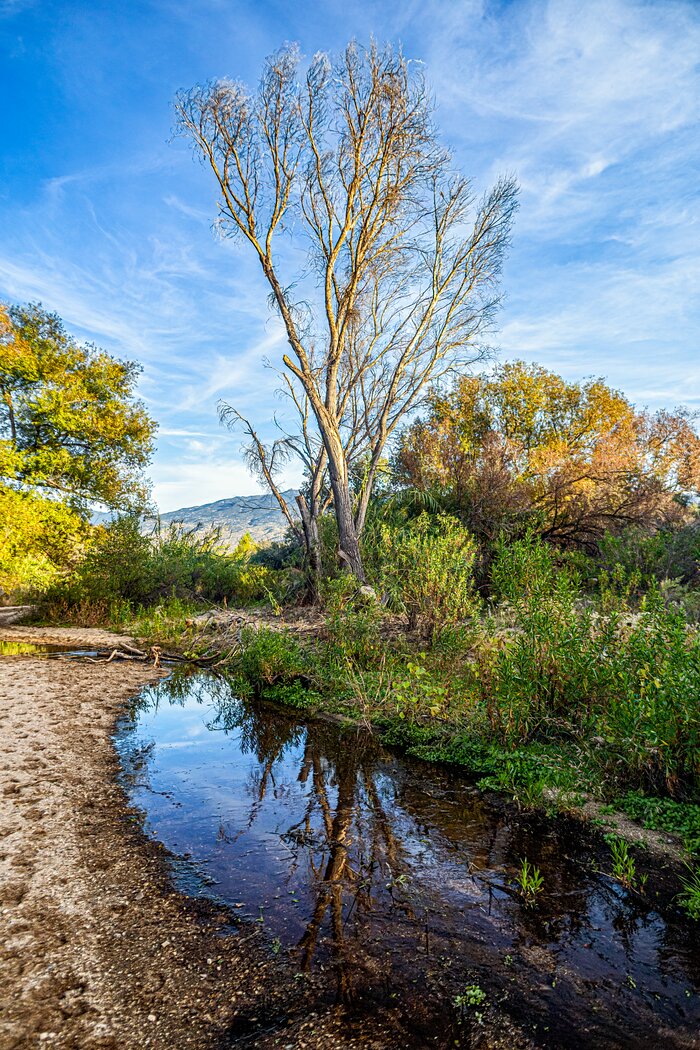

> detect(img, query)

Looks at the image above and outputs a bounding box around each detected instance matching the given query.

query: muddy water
[116,672,700,1048]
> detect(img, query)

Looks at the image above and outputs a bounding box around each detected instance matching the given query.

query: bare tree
[176,41,517,580]
[219,377,329,591]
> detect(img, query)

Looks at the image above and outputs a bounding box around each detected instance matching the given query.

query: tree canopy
[176,41,517,581]
[396,361,700,549]
[0,302,156,596]
[0,302,155,513]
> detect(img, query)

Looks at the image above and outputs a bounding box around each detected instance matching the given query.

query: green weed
[454,984,487,1011]
[677,865,700,920]
[515,858,544,906]
[615,793,700,856]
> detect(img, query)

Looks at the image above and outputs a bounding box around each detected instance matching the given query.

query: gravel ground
[0,627,411,1050]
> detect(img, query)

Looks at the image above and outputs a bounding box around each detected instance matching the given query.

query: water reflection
[116,671,700,1047]
[0,640,91,657]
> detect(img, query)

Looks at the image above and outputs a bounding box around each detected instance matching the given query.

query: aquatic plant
[677,865,700,921]
[515,858,544,906]
[605,835,648,893]
[608,836,637,888]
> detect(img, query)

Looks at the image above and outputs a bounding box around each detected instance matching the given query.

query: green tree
[0,302,155,513]
[0,302,156,595]
[0,487,91,594]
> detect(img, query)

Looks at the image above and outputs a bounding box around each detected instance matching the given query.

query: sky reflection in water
[115,672,700,1046]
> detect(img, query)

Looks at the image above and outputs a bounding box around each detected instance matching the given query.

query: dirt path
[0,627,398,1050]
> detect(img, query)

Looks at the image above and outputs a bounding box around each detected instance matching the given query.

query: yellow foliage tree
[396,361,700,548]
[0,302,156,596]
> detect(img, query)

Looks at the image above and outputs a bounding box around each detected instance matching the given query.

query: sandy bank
[0,627,389,1050]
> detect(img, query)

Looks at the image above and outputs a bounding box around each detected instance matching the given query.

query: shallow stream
[115,671,700,1048]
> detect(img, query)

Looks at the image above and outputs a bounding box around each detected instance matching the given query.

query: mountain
[94,490,299,547]
[152,490,298,546]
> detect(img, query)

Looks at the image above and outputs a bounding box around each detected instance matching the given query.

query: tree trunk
[296,493,322,600]
[316,424,367,581]
[333,483,366,581]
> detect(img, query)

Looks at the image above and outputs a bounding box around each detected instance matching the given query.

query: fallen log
[120,642,147,658]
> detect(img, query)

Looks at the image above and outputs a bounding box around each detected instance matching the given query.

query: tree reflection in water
[209,690,414,1003]
[120,670,700,1044]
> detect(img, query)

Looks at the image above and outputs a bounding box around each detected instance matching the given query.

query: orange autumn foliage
[396,362,700,549]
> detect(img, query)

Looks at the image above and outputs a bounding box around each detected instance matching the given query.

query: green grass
[114,596,203,647]
[677,865,700,920]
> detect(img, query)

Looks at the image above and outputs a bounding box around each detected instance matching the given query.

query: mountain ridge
[151,489,298,545]
[95,490,298,547]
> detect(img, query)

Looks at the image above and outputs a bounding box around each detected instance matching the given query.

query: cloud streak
[1,0,698,510]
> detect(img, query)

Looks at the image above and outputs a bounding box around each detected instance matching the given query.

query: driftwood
[77,641,224,670]
[0,606,37,626]
[49,613,250,671]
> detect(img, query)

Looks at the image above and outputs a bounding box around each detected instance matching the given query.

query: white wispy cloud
[415,0,700,411]
[2,0,698,511]
[0,0,35,17]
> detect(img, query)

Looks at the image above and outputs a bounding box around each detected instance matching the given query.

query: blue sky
[1,0,699,511]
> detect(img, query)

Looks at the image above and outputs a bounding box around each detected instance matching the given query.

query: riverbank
[2,625,698,1048]
[131,606,698,876]
[40,601,700,873]
[0,626,433,1050]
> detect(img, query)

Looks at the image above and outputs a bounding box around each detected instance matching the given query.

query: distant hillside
[153,490,298,546]
[94,491,298,547]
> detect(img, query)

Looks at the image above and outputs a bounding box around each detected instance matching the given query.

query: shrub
[366,513,479,636]
[602,591,700,794]
[235,627,307,689]
[596,524,700,588]
[481,545,611,740]
[490,532,559,602]
[391,660,451,721]
[321,574,385,668]
[67,515,153,604]
[478,566,700,795]
[45,515,279,612]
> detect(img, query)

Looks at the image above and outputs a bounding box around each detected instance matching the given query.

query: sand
[0,627,391,1050]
